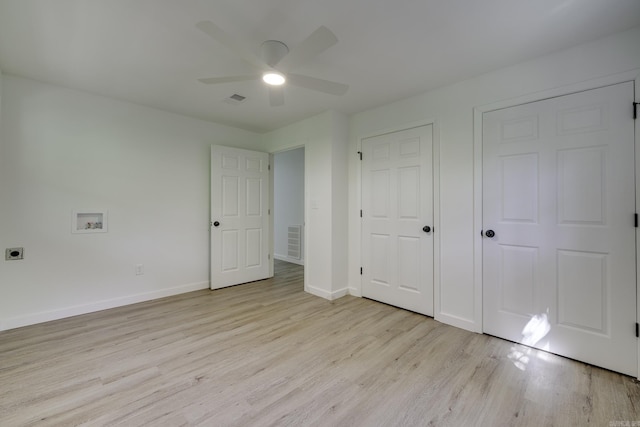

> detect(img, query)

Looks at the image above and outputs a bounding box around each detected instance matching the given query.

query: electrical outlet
[135,264,144,275]
[6,247,24,260]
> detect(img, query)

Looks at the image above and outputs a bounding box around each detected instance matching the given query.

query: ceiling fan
[196,21,349,106]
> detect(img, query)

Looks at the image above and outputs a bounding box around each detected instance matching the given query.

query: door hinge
[268,254,271,260]
[360,267,363,275]
[360,209,363,218]
[636,322,639,338]
[268,164,271,171]
[635,213,638,228]
[268,209,271,215]
[357,151,362,160]
[634,102,638,120]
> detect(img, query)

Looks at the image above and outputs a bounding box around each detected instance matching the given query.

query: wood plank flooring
[1,260,638,426]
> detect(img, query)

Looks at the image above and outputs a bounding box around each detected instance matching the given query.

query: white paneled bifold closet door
[361,125,434,316]
[482,82,637,377]
[211,145,271,290]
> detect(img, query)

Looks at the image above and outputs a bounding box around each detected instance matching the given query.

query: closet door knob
[422,226,431,233]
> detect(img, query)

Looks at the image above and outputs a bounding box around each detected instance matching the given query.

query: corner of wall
[330,111,349,294]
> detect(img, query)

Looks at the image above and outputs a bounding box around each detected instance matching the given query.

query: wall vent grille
[223,94,247,105]
[287,225,302,260]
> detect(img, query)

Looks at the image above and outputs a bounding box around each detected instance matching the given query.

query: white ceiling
[1,0,639,133]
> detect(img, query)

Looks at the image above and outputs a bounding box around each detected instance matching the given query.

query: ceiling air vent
[223,94,246,105]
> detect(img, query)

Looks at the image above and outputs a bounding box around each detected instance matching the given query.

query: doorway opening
[273,147,305,284]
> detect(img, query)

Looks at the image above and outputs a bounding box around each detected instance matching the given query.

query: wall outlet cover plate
[6,248,24,260]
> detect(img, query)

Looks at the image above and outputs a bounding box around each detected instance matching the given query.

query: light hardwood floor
[1,260,638,426]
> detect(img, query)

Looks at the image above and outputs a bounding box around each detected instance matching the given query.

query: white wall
[348,26,640,332]
[264,110,349,300]
[0,75,262,331]
[3,26,639,335]
[330,112,349,295]
[273,147,305,264]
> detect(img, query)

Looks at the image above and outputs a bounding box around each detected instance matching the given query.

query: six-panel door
[211,145,270,289]
[482,82,637,376]
[361,125,434,316]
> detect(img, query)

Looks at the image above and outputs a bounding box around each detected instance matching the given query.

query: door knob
[484,229,495,238]
[422,226,431,233]
[213,221,220,227]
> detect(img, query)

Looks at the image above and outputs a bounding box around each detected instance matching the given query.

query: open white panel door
[211,145,271,290]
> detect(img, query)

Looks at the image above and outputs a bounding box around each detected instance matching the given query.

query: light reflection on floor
[508,310,552,371]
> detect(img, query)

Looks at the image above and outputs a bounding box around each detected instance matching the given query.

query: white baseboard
[305,285,349,301]
[274,253,304,266]
[0,281,210,332]
[331,287,349,300]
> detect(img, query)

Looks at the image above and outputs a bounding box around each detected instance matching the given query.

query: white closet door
[362,125,434,316]
[482,82,637,376]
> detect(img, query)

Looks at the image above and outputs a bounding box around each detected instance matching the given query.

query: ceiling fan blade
[268,86,285,107]
[196,21,266,70]
[198,75,260,84]
[276,26,338,71]
[287,73,349,96]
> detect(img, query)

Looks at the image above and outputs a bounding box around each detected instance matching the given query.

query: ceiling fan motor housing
[260,40,289,67]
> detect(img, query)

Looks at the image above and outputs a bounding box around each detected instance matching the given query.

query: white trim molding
[306,284,349,301]
[0,281,210,332]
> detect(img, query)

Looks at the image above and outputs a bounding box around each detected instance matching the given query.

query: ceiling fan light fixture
[262,72,286,86]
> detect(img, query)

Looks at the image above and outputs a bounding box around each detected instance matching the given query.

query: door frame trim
[355,119,441,319]
[473,69,640,378]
